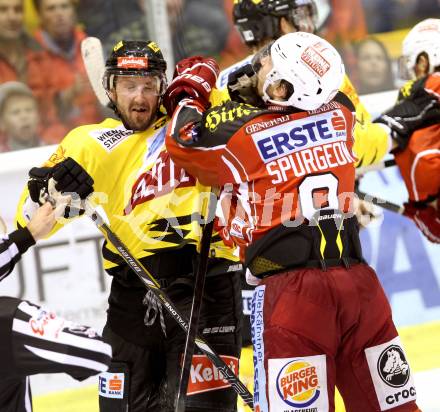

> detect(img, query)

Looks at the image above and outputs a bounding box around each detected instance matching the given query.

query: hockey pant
[251,264,420,412]
[0,296,112,412]
[99,271,242,412]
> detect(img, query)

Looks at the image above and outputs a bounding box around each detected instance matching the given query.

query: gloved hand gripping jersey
[28,157,94,212]
[374,78,440,150]
[163,56,220,114]
[227,63,265,107]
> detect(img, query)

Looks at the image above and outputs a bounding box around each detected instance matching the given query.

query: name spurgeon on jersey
[252,109,356,184]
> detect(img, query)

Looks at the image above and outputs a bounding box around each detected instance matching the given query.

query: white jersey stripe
[24,345,110,373]
[0,241,19,271]
[410,149,440,201]
[13,318,112,356]
[222,156,243,183]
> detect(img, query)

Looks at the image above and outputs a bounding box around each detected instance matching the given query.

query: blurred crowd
[0,0,438,153]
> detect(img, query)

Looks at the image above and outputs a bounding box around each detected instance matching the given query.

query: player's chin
[126,110,154,131]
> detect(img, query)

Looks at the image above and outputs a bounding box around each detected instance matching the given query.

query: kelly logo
[186,355,239,395]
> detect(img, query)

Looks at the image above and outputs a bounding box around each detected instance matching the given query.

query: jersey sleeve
[166,99,237,187]
[340,75,392,166]
[0,228,35,282]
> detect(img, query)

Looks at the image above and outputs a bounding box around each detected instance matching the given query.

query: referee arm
[0,203,56,281]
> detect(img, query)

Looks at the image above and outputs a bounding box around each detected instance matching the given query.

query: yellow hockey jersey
[16,115,238,269]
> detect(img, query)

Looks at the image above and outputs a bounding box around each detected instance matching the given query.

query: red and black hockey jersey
[166,94,357,259]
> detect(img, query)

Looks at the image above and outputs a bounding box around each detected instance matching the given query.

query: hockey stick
[355,188,404,214]
[81,37,110,107]
[175,191,218,412]
[355,158,396,177]
[85,205,254,410]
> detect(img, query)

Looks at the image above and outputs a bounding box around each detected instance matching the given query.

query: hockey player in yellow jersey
[16,41,242,412]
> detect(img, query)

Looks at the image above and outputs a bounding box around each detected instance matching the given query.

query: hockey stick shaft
[355,189,404,214]
[87,208,254,410]
[175,193,218,412]
[174,224,214,411]
[355,158,396,177]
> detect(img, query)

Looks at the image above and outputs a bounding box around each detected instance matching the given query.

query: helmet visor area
[104,72,167,96]
[288,4,317,34]
[251,40,275,73]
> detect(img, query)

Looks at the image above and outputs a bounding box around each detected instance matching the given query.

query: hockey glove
[163,56,219,114]
[404,201,440,243]
[374,85,440,151]
[28,157,94,207]
[227,63,264,107]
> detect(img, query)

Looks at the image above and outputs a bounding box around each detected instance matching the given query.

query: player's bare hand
[27,202,57,241]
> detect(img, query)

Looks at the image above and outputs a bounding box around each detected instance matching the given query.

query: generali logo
[187,355,239,395]
[117,56,148,69]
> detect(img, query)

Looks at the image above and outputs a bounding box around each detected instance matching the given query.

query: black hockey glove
[227,63,264,107]
[28,157,94,205]
[374,83,440,151]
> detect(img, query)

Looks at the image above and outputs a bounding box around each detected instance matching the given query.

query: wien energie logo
[276,359,321,407]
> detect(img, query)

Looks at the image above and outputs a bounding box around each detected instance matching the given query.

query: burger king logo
[276,359,321,407]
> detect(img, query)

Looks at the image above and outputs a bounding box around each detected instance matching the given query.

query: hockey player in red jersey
[164,32,422,412]
[390,18,440,243]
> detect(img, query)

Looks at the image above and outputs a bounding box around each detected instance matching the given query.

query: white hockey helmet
[261,31,344,110]
[400,18,440,79]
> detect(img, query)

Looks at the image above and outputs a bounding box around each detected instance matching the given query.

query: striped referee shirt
[0,227,35,282]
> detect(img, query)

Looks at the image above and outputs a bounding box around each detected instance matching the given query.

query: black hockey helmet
[103,40,167,95]
[233,0,318,47]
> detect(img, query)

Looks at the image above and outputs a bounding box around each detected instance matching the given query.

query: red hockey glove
[163,56,219,114]
[404,201,440,243]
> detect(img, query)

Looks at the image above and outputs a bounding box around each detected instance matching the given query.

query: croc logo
[378,345,410,388]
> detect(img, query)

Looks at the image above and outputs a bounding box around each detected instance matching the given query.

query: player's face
[39,0,75,41]
[0,0,23,40]
[111,75,161,131]
[0,95,39,142]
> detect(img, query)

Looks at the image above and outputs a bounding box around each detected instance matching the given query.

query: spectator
[0,0,66,144]
[33,0,103,135]
[353,37,395,94]
[0,81,42,151]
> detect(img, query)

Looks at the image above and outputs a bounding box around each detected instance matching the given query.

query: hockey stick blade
[81,37,110,107]
[86,206,254,410]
